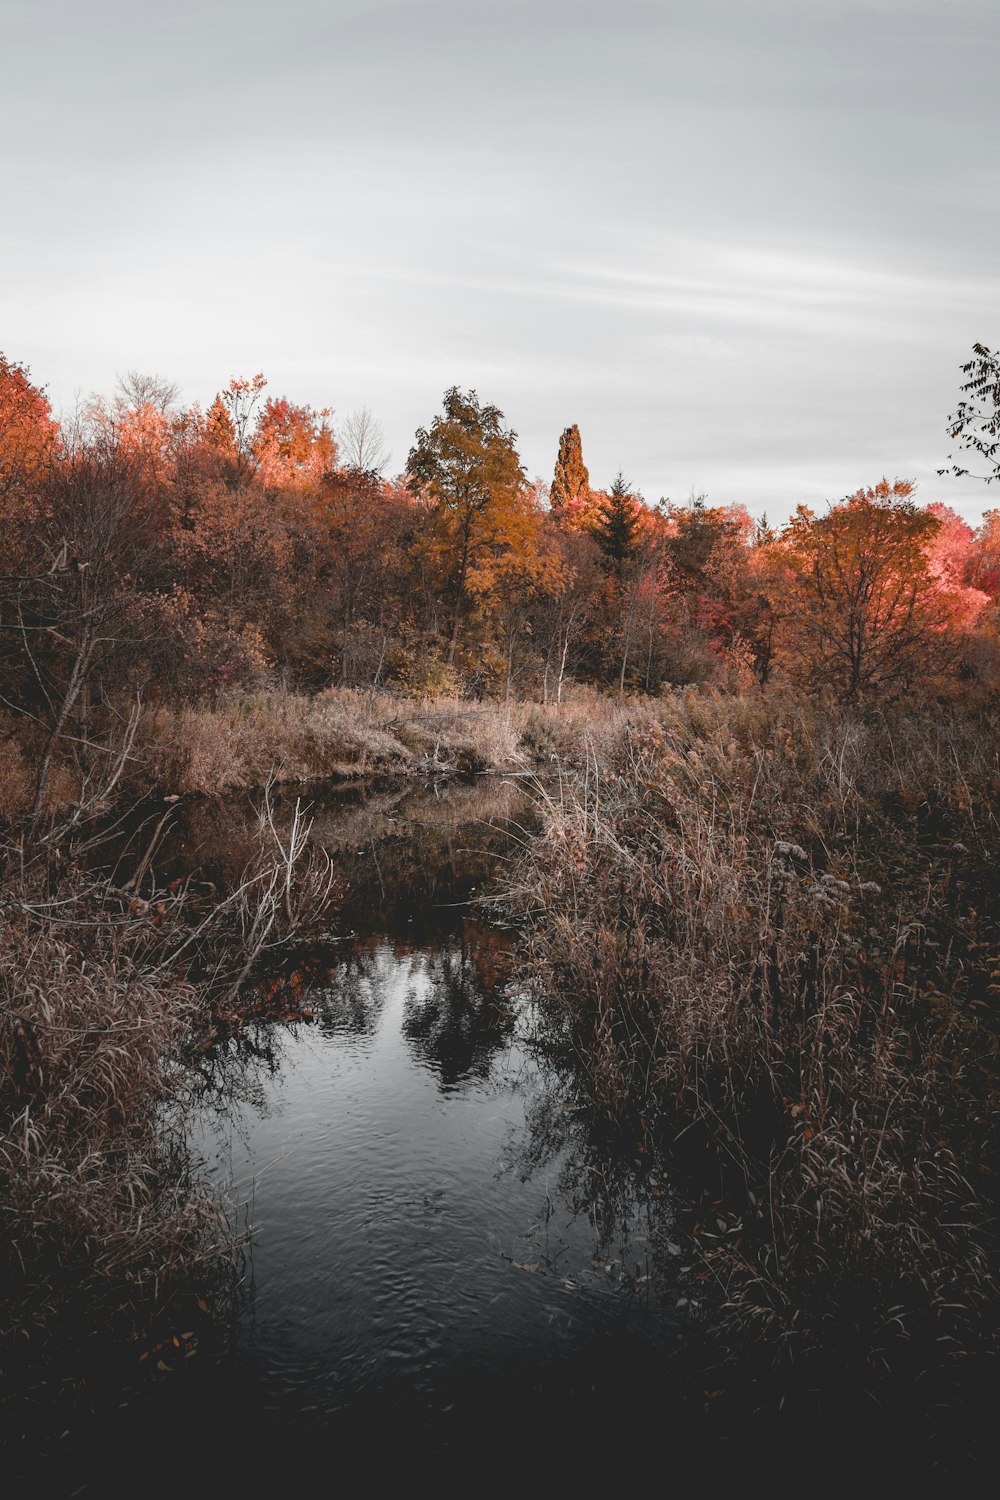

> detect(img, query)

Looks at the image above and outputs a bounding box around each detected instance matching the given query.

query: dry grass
[0,785,336,1401]
[518,689,661,767]
[506,688,1000,1364]
[0,913,223,1339]
[138,689,409,793]
[131,684,665,796]
[0,680,664,808]
[135,688,531,794]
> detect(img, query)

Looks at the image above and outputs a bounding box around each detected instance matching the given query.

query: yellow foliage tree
[408,387,538,665]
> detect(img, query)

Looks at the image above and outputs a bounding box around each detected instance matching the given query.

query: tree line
[2,349,999,757]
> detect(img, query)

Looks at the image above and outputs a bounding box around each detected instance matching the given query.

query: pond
[27,778,709,1495]
[17,775,980,1494]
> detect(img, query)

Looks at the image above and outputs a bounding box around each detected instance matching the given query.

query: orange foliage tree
[0,355,60,549]
[8,347,1000,712]
[295,467,418,688]
[776,480,976,697]
[550,423,600,528]
[469,483,569,698]
[254,396,336,490]
[971,509,1000,599]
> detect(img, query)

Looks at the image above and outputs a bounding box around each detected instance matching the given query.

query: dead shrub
[0,917,224,1341]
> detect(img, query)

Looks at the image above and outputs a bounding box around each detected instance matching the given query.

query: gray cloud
[2,0,997,519]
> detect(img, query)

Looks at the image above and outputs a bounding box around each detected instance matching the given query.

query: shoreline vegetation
[504,691,1000,1407]
[0,773,336,1433]
[2,350,1000,1462]
[2,685,643,813]
[3,686,998,1454]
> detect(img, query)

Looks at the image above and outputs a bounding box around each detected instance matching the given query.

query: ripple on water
[192,930,679,1412]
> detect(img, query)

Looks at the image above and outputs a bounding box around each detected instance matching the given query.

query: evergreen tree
[204,394,236,453]
[593,471,640,578]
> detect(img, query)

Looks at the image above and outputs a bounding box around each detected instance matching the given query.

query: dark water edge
[6,776,998,1494]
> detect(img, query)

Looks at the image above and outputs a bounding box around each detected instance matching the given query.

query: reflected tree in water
[402,922,515,1088]
[503,1070,682,1298]
[311,938,394,1038]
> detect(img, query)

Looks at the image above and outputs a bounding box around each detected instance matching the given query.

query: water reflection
[311,939,393,1040]
[150,773,533,911]
[500,1069,684,1305]
[401,922,515,1089]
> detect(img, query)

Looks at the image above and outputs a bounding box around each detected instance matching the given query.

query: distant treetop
[550,424,592,524]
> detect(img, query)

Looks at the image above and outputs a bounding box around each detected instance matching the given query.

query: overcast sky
[2,0,997,521]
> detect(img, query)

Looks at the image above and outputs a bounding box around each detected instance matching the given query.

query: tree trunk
[557,634,569,705]
[31,623,93,826]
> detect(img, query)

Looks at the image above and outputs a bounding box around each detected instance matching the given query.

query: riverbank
[504,687,1000,1422]
[1,686,664,817]
[0,687,585,1402]
[0,775,550,1487]
[131,686,666,794]
[0,776,338,1435]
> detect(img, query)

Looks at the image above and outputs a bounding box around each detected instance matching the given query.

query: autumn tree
[971,509,1000,599]
[79,370,181,489]
[407,387,530,665]
[923,504,990,627]
[217,373,268,487]
[116,370,180,415]
[532,522,605,702]
[255,396,336,489]
[550,423,593,525]
[664,496,741,591]
[940,342,1000,484]
[661,496,775,683]
[777,480,962,697]
[0,354,60,546]
[470,485,568,699]
[293,467,417,689]
[156,379,281,688]
[1,446,170,819]
[153,375,335,689]
[588,473,649,689]
[729,526,781,684]
[204,394,237,455]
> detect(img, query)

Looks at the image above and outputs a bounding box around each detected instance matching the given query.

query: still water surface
[37,780,697,1494]
[189,781,686,1472]
[198,930,674,1431]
